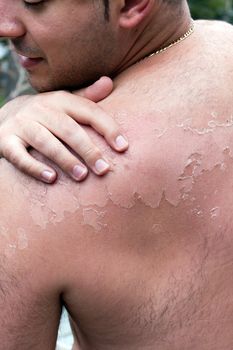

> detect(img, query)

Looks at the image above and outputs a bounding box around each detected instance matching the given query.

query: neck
[115,1,192,74]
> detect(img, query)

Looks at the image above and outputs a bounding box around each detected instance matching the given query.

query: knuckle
[106,127,121,139]
[82,145,101,161]
[61,124,75,139]
[12,113,26,126]
[30,100,49,114]
[33,135,46,150]
[48,151,74,172]
[60,159,76,172]
[80,99,100,116]
[23,162,37,175]
[29,96,53,114]
[0,127,7,139]
[47,144,61,160]
[88,101,101,115]
[29,99,43,111]
[54,90,69,100]
[3,145,20,165]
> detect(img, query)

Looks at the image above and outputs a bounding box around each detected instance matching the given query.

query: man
[1,1,233,349]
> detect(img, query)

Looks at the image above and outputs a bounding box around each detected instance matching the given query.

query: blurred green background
[189,0,233,22]
[0,0,233,107]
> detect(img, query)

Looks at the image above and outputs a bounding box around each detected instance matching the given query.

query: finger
[34,118,111,176]
[2,137,57,184]
[69,101,129,153]
[51,92,129,153]
[24,122,93,181]
[74,76,113,102]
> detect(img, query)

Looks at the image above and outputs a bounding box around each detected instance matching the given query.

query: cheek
[44,29,95,71]
[27,18,115,90]
[41,28,84,64]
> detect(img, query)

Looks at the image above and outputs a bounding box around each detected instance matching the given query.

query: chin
[27,76,53,93]
[29,75,87,93]
[28,65,102,93]
[29,78,64,93]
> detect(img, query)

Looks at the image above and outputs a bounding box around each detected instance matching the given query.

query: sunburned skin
[1,20,233,350]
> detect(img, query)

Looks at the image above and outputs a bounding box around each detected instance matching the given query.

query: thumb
[74,76,114,102]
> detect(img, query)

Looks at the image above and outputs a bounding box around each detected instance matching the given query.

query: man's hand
[0,77,128,183]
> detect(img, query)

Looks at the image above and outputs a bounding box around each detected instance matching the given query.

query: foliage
[0,41,10,106]
[0,96,5,108]
[0,40,32,105]
[188,0,233,23]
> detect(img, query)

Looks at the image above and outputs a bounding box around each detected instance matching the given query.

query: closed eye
[23,1,45,8]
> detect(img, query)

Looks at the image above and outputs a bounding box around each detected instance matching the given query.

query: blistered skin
[1,21,233,350]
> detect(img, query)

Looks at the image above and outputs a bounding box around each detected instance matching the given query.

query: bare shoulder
[195,18,233,37]
[0,158,62,349]
[195,19,233,54]
[195,18,233,30]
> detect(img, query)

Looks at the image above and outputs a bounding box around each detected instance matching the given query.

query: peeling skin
[177,114,233,135]
[210,207,220,219]
[101,116,233,210]
[3,228,28,257]
[0,224,9,238]
[11,104,233,233]
[21,166,81,229]
[17,228,28,250]
[82,208,106,232]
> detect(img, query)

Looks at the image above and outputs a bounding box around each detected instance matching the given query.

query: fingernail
[115,135,128,150]
[41,170,55,183]
[95,159,110,174]
[73,165,88,180]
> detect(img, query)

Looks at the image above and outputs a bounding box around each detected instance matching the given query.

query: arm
[0,159,62,349]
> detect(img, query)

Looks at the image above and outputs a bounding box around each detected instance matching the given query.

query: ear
[119,0,154,29]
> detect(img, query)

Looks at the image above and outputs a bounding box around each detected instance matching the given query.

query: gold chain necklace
[142,21,195,61]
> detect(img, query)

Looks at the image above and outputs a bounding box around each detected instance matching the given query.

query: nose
[0,7,25,39]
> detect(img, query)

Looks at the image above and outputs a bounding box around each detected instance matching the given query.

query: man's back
[1,20,233,350]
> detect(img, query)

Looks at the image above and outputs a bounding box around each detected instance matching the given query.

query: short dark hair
[103,0,109,20]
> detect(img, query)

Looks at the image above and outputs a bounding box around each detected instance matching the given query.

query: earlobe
[119,0,153,29]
